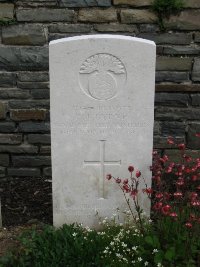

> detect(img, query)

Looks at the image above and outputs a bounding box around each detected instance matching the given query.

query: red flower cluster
[151,136,200,228]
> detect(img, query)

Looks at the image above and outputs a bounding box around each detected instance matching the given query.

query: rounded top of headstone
[49,34,155,47]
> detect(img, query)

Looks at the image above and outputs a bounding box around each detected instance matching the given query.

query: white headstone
[50,35,156,228]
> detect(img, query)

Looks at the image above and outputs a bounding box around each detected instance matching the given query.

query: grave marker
[50,35,156,228]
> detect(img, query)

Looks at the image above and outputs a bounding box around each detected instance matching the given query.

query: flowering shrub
[106,134,200,266]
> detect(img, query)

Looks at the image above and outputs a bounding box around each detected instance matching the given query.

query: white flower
[132,246,138,251]
[110,241,114,246]
[152,249,158,254]
[144,261,149,266]
[121,242,127,248]
[138,257,142,262]
[157,263,162,267]
[149,219,153,223]
[72,232,77,237]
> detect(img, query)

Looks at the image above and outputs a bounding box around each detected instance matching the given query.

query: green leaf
[164,247,176,261]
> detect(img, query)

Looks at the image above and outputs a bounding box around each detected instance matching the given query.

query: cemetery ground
[0,176,52,257]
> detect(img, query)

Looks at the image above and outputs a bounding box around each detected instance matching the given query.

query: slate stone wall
[0,0,200,180]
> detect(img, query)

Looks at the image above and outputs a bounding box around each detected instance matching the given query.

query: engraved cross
[84,140,121,198]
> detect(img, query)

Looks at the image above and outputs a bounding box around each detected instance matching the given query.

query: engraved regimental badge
[79,53,127,101]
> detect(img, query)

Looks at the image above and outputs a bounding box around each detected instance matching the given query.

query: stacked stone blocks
[0,0,200,179]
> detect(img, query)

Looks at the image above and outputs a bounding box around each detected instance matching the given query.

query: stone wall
[0,1,200,185]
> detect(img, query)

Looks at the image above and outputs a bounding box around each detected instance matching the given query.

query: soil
[0,176,52,257]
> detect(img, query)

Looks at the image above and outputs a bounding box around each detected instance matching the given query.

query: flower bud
[136,170,141,178]
[116,178,121,184]
[128,166,134,173]
[106,174,112,180]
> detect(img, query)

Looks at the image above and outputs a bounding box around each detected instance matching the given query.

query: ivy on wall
[152,0,184,30]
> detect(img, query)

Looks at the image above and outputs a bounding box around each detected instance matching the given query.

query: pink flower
[162,205,171,215]
[123,184,130,193]
[169,212,178,218]
[185,222,192,228]
[174,192,183,198]
[176,178,184,186]
[153,202,163,210]
[167,137,174,145]
[195,133,200,137]
[191,175,198,182]
[178,143,186,150]
[123,179,129,184]
[143,188,153,194]
[128,166,134,173]
[155,193,163,199]
[136,170,141,178]
[130,189,138,199]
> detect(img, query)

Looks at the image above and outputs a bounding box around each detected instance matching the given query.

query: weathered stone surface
[155,93,189,107]
[16,8,75,22]
[0,134,22,144]
[138,33,192,45]
[48,33,81,42]
[164,10,200,30]
[0,122,15,133]
[164,149,200,163]
[156,72,189,82]
[0,46,49,71]
[94,23,137,32]
[163,45,200,55]
[195,32,200,43]
[139,24,159,33]
[60,0,111,7]
[114,0,152,6]
[78,8,117,22]
[0,167,6,178]
[153,121,160,135]
[40,145,51,154]
[12,155,51,167]
[7,168,41,177]
[121,9,157,24]
[2,24,47,45]
[155,107,200,121]
[31,89,50,99]
[156,57,192,71]
[0,145,38,153]
[192,58,200,82]
[154,136,185,149]
[0,89,30,99]
[19,122,50,133]
[0,154,9,166]
[0,72,17,87]
[156,84,200,92]
[17,81,49,89]
[0,3,14,20]
[10,109,47,121]
[187,123,200,149]
[43,167,52,176]
[17,72,49,82]
[191,94,200,106]
[9,100,50,109]
[0,102,7,119]
[28,134,50,144]
[184,0,200,8]
[49,23,92,33]
[160,121,186,136]
[16,0,57,7]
